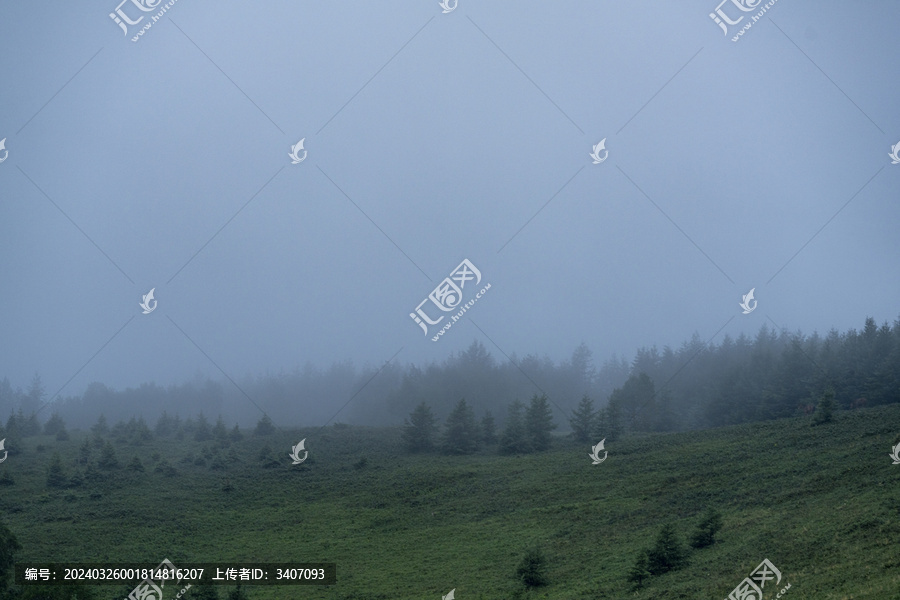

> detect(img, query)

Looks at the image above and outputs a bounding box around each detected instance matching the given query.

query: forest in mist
[1,315,898,437]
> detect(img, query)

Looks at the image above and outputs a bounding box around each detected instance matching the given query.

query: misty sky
[0,1,898,405]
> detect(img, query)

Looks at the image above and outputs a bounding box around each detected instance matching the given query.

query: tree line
[1,315,897,435]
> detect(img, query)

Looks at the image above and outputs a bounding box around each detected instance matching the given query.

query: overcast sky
[0,0,897,401]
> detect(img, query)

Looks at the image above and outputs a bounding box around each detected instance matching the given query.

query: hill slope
[1,405,899,599]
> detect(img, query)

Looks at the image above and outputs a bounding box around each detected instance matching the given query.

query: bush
[515,547,548,588]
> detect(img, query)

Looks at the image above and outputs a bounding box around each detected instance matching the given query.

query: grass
[1,404,899,599]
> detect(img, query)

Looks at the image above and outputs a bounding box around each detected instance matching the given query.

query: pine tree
[20,410,40,437]
[500,400,527,454]
[594,401,622,443]
[194,413,213,441]
[442,399,479,454]
[524,394,556,452]
[254,414,276,436]
[626,549,650,588]
[43,412,66,436]
[229,424,243,442]
[813,387,835,425]
[46,451,68,488]
[0,518,22,596]
[155,411,178,437]
[212,416,229,441]
[480,411,497,445]
[4,412,17,437]
[515,547,548,587]
[78,439,92,465]
[402,402,437,452]
[91,414,109,435]
[689,507,723,549]
[127,457,145,472]
[132,416,152,443]
[569,395,594,443]
[646,524,686,575]
[98,441,119,469]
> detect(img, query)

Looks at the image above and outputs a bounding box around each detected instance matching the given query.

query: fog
[1,1,898,425]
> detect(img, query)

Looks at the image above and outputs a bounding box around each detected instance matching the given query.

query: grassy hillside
[1,405,899,599]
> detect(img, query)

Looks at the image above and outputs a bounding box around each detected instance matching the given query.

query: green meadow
[2,404,899,599]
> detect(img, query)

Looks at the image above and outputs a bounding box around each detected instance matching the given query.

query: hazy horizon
[2,0,898,407]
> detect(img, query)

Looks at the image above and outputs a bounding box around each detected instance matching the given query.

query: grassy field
[1,404,899,600]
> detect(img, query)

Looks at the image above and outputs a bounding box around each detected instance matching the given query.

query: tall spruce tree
[442,399,479,454]
[402,402,437,452]
[500,400,527,454]
[524,393,556,452]
[480,411,497,445]
[569,395,594,443]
